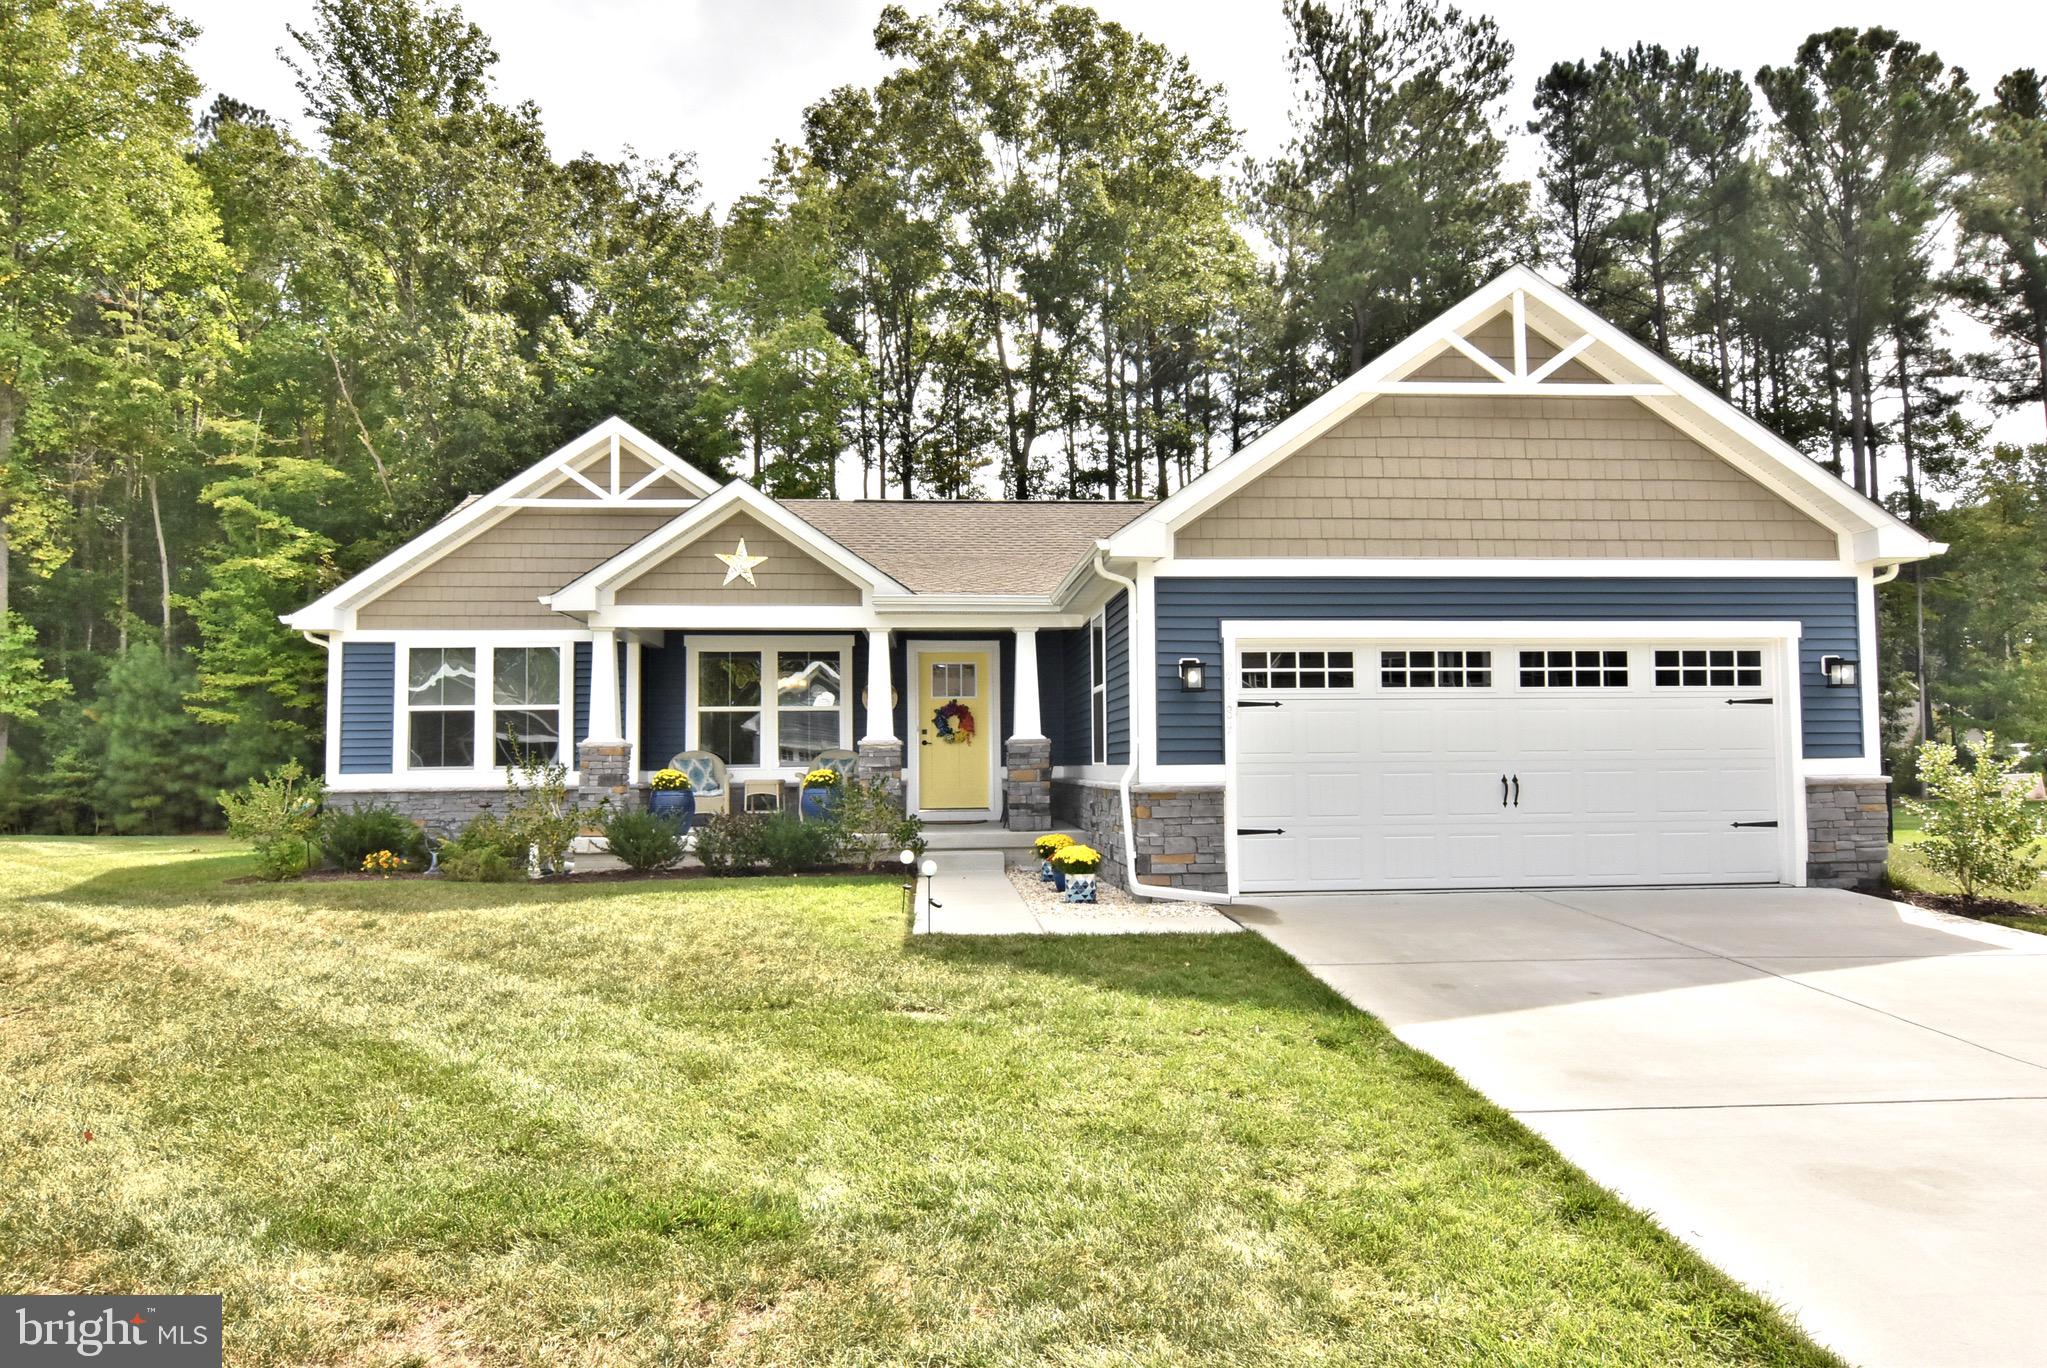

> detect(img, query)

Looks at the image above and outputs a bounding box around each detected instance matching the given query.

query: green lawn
[0,838,1835,1366]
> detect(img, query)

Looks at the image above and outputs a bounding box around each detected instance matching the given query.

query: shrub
[759,812,837,873]
[502,746,580,873]
[824,779,924,869]
[322,802,426,870]
[694,811,767,875]
[603,807,685,872]
[1905,733,2047,900]
[218,760,324,881]
[439,812,528,883]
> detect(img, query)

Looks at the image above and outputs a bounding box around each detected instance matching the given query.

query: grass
[0,837,1837,1367]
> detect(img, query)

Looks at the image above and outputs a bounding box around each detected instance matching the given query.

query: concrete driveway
[1235,886,2047,1368]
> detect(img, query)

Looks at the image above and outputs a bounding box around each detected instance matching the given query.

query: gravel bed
[1003,860,1212,917]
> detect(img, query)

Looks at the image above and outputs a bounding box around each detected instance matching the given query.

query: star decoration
[715,538,768,587]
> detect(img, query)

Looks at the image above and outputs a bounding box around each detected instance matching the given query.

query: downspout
[1090,549,1232,905]
[1870,563,1901,586]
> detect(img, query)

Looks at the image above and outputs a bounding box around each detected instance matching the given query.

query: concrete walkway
[1237,887,2047,1368]
[912,850,1240,935]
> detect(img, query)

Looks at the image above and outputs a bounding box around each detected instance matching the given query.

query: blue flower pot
[799,785,837,822]
[1038,859,1056,883]
[1052,868,1067,892]
[649,788,695,828]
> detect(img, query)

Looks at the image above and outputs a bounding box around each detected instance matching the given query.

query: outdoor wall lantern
[1178,657,1206,691]
[1820,655,1858,688]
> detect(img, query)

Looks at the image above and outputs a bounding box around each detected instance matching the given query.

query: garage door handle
[1727,697,1773,706]
[1501,774,1509,806]
[1237,700,1282,709]
[1512,774,1520,807]
[1237,827,1286,836]
[1731,820,1779,828]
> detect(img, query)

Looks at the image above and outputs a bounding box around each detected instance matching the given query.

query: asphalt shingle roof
[779,499,1153,595]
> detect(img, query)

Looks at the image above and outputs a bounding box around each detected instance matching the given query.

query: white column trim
[1010,627,1046,741]
[586,627,624,743]
[861,629,897,743]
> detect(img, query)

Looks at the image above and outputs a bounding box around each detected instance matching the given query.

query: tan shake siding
[1176,394,1839,559]
[355,508,677,628]
[614,512,863,606]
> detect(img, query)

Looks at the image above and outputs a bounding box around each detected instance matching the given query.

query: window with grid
[776,649,844,767]
[1380,649,1491,688]
[1517,648,1629,688]
[1654,647,1763,688]
[491,646,562,766]
[696,649,764,767]
[1239,649,1356,690]
[406,647,476,768]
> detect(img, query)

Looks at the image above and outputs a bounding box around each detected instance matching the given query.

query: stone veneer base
[1804,776,1890,891]
[1003,737,1052,831]
[1052,779,1226,894]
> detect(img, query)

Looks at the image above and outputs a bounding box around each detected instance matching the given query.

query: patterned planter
[1063,873,1098,903]
[649,788,695,828]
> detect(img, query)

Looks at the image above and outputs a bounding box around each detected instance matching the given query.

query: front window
[693,641,850,770]
[407,647,476,768]
[492,646,562,765]
[1090,614,1108,765]
[697,649,764,767]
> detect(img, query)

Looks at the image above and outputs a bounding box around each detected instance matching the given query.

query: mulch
[1892,889,2047,925]
[249,863,902,885]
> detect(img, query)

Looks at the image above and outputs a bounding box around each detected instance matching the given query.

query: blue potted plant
[1033,833,1072,884]
[648,768,694,827]
[799,766,841,822]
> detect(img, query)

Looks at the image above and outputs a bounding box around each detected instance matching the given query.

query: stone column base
[1806,776,1890,890]
[578,741,635,811]
[856,739,905,804]
[1003,737,1052,831]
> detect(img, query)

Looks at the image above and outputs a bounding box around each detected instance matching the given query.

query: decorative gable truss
[1109,266,1942,568]
[283,417,719,633]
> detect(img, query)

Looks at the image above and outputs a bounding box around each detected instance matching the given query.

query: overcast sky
[174,0,2047,456]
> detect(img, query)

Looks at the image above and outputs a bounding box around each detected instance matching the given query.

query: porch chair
[814,748,859,786]
[664,750,729,818]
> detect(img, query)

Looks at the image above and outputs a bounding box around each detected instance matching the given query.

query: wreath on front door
[931,700,976,743]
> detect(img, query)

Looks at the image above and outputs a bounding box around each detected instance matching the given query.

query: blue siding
[1155,577,1861,762]
[639,640,690,766]
[338,642,395,774]
[1039,628,1088,766]
[1104,590,1130,764]
[572,642,592,764]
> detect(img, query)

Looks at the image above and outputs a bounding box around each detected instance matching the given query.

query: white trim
[1857,566,1881,766]
[1108,266,1938,567]
[549,482,906,611]
[1051,763,1130,784]
[1133,563,1157,771]
[1371,381,1672,396]
[861,629,897,744]
[392,637,576,783]
[1011,627,1046,741]
[1150,558,1859,579]
[683,634,855,783]
[1144,763,1225,785]
[626,636,644,776]
[906,638,1003,822]
[283,416,713,631]
[1216,620,1808,895]
[324,636,343,780]
[1529,332,1597,382]
[594,605,887,631]
[1088,611,1109,767]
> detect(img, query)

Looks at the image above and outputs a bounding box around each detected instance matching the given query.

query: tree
[1955,70,2047,428]
[1528,59,1624,301]
[1905,733,2046,900]
[0,0,209,765]
[1273,0,1529,376]
[1757,29,1973,497]
[95,633,216,833]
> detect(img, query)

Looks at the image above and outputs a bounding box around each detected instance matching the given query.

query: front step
[919,823,1086,853]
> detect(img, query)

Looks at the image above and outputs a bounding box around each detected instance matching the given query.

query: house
[283,267,1940,895]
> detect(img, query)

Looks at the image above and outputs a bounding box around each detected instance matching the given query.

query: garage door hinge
[1730,820,1779,828]
[1237,827,1286,836]
[1236,700,1282,709]
[1726,697,1773,706]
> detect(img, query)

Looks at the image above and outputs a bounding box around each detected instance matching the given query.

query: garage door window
[1381,649,1491,689]
[1654,647,1762,688]
[1518,648,1628,688]
[1241,649,1354,690]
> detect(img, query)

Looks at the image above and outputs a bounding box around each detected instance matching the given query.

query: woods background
[2,0,2043,832]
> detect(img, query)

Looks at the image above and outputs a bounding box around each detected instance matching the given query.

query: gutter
[1088,548,1232,906]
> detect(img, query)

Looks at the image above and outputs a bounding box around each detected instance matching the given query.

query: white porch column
[861,629,897,742]
[585,628,624,743]
[1011,627,1045,740]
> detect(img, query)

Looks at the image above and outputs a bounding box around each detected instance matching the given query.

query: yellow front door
[917,649,991,811]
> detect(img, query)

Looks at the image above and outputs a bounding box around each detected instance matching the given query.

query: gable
[1406,308,1604,384]
[612,511,863,606]
[355,507,677,628]
[532,439,705,503]
[1175,394,1839,560]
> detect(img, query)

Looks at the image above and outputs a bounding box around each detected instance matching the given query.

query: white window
[1089,613,1108,765]
[407,647,477,768]
[930,660,977,700]
[1380,649,1488,689]
[1655,647,1763,688]
[1240,649,1356,690]
[492,646,563,766]
[1518,648,1629,688]
[692,639,849,772]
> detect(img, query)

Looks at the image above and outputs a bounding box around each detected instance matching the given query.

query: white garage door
[1232,641,1790,893]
